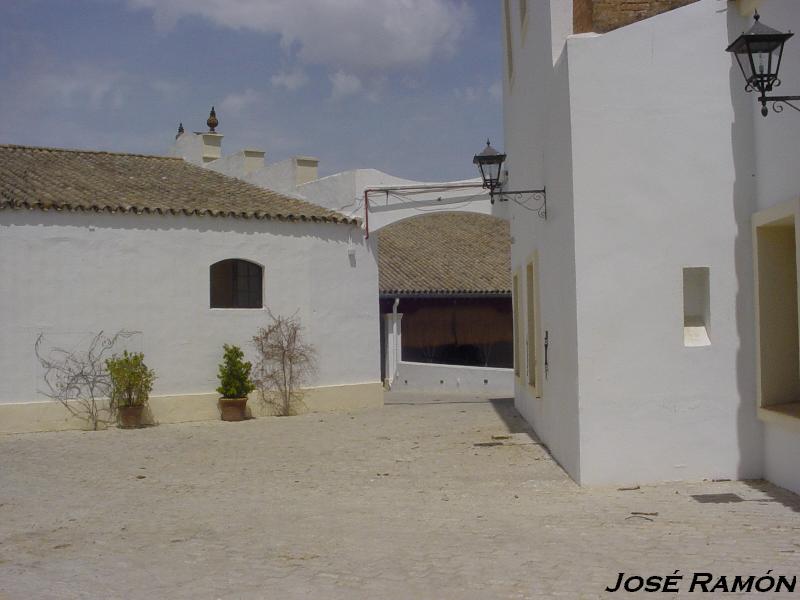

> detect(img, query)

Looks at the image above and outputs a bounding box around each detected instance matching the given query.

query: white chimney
[293,156,319,186]
[241,149,266,174]
[170,107,224,166]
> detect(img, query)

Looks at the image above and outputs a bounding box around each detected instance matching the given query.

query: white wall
[566,1,763,485]
[211,158,299,197]
[503,0,800,488]
[175,133,504,234]
[393,361,513,396]
[0,211,380,403]
[504,0,582,481]
[297,168,502,233]
[749,1,800,495]
[203,149,265,179]
[754,1,800,210]
[764,421,800,494]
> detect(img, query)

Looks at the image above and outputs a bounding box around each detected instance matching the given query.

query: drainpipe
[391,297,400,387]
[364,189,370,239]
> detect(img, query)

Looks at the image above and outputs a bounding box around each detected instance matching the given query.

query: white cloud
[219,88,263,114]
[125,0,473,72]
[329,71,362,100]
[454,86,480,103]
[270,68,308,92]
[32,63,128,110]
[150,79,185,100]
[488,81,502,102]
[454,81,503,104]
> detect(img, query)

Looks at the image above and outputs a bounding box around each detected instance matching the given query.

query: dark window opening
[379,297,513,369]
[210,259,263,308]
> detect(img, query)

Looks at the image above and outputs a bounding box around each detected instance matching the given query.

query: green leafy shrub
[216,344,255,399]
[106,351,156,409]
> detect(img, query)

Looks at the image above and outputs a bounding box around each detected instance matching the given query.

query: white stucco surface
[764,421,800,494]
[754,2,800,209]
[747,3,800,493]
[178,131,504,235]
[297,168,504,233]
[211,157,300,197]
[503,0,800,488]
[568,1,763,485]
[503,0,582,481]
[0,211,380,406]
[393,361,513,397]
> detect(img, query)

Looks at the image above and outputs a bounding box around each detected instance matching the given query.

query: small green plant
[216,344,255,399]
[35,330,136,430]
[106,351,156,409]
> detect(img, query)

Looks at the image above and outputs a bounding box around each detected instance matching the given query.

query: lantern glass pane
[755,50,770,75]
[772,41,788,84]
[733,52,749,83]
[477,162,488,185]
[486,163,500,183]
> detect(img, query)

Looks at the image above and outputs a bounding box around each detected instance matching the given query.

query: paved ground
[0,398,798,599]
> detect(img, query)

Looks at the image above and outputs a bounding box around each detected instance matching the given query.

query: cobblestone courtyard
[1,398,798,599]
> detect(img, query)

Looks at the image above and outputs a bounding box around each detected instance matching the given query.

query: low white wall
[393,361,513,396]
[764,421,800,495]
[0,211,381,413]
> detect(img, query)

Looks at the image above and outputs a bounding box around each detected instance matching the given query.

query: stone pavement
[0,399,798,599]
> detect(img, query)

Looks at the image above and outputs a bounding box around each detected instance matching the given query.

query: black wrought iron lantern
[727,11,797,116]
[473,140,506,193]
[472,140,547,217]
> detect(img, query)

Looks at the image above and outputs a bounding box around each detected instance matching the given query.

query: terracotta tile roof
[0,144,356,225]
[377,212,511,295]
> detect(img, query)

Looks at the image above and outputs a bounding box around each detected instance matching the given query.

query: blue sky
[0,1,502,181]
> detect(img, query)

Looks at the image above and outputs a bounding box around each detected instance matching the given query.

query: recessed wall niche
[683,267,711,347]
[755,216,799,410]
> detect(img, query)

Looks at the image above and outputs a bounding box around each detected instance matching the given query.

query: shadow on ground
[383,390,508,405]
[488,398,534,435]
[742,479,800,513]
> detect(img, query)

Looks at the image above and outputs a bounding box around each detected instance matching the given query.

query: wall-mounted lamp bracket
[490,187,547,220]
[759,95,800,114]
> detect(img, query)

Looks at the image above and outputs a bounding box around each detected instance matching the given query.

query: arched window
[210,259,263,308]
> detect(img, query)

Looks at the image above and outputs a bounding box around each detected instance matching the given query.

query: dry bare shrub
[252,311,316,416]
[34,331,136,430]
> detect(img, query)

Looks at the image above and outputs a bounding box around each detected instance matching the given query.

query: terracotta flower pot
[118,405,145,429]
[219,397,248,421]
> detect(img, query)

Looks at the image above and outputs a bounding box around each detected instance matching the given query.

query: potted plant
[217,344,255,421]
[106,351,156,429]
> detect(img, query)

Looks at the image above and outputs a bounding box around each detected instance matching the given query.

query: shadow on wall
[727,6,764,480]
[3,209,362,245]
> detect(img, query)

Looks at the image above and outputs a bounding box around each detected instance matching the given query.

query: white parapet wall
[392,361,513,397]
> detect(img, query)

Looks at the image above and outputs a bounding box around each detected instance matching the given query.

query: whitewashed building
[501,0,800,493]
[0,144,382,432]
[170,118,505,235]
[173,119,515,396]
